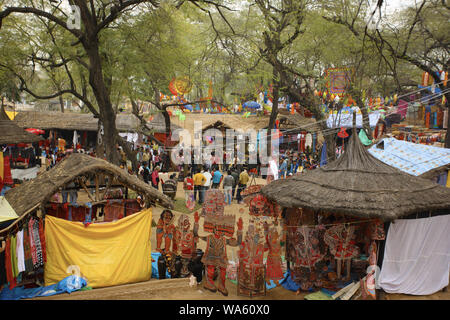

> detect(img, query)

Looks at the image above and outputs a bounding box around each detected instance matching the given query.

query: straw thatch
[261,126,450,221]
[4,153,173,216]
[14,111,180,134]
[0,120,43,144]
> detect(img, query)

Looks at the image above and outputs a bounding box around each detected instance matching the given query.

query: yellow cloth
[0,196,18,223]
[5,110,17,120]
[0,151,3,181]
[193,172,206,186]
[447,170,450,188]
[239,171,249,185]
[44,209,152,288]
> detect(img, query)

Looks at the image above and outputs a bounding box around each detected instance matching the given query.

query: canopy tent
[261,117,450,221]
[368,138,450,177]
[243,101,261,109]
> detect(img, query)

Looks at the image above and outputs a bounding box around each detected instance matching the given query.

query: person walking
[183,172,195,210]
[230,167,240,202]
[222,171,234,205]
[236,169,249,204]
[193,170,206,204]
[211,168,223,189]
[151,166,160,190]
[203,168,212,191]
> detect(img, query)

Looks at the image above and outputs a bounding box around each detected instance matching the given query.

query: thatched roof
[14,111,180,134]
[261,125,450,221]
[4,153,173,216]
[0,120,44,145]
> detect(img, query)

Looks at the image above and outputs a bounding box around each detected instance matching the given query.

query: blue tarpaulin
[0,275,87,300]
[369,138,450,176]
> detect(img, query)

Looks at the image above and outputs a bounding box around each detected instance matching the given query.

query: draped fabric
[379,215,450,295]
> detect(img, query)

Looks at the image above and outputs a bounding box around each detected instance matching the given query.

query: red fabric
[38,219,46,263]
[3,156,13,185]
[5,238,16,289]
[104,201,124,222]
[124,199,141,216]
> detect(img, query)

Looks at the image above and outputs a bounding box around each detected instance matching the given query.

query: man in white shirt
[202,168,212,190]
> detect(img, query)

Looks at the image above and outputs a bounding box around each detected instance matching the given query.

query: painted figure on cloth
[263,223,284,286]
[173,214,198,278]
[156,210,177,279]
[238,222,265,296]
[324,223,360,280]
[193,190,243,296]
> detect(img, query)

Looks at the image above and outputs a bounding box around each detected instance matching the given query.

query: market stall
[261,113,450,299]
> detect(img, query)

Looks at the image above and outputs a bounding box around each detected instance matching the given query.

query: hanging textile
[22,223,33,273]
[104,200,124,222]
[324,224,360,260]
[38,219,46,263]
[44,209,153,288]
[2,156,13,186]
[305,133,312,149]
[10,235,18,279]
[5,238,16,289]
[16,230,25,273]
[378,215,450,295]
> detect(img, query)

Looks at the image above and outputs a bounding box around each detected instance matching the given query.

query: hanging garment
[10,235,18,279]
[305,133,313,149]
[16,230,25,273]
[38,219,46,263]
[378,215,450,295]
[5,238,16,289]
[32,218,44,269]
[23,224,33,273]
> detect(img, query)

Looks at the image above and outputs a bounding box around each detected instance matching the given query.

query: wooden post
[80,178,96,202]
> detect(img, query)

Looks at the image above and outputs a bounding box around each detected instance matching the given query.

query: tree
[323,0,450,147]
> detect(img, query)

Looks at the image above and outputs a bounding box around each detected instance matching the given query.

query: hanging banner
[325,67,353,96]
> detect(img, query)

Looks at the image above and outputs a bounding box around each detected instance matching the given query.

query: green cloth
[10,235,19,278]
[304,291,333,300]
[358,129,373,146]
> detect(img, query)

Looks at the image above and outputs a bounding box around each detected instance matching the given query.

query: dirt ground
[33,176,449,300]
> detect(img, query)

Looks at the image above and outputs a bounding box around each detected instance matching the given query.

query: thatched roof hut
[4,153,173,217]
[261,122,450,221]
[14,111,180,134]
[0,105,43,144]
[0,120,44,145]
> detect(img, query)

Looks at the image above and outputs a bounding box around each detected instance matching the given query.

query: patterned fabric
[202,235,228,268]
[288,226,328,267]
[369,138,450,176]
[32,218,44,269]
[265,229,284,281]
[23,224,33,272]
[368,219,385,240]
[238,224,265,290]
[324,224,360,259]
[38,219,47,263]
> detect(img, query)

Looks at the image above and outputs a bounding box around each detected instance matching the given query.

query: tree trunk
[268,68,280,152]
[59,95,64,113]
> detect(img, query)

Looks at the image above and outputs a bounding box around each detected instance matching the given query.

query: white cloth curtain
[379,215,450,295]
